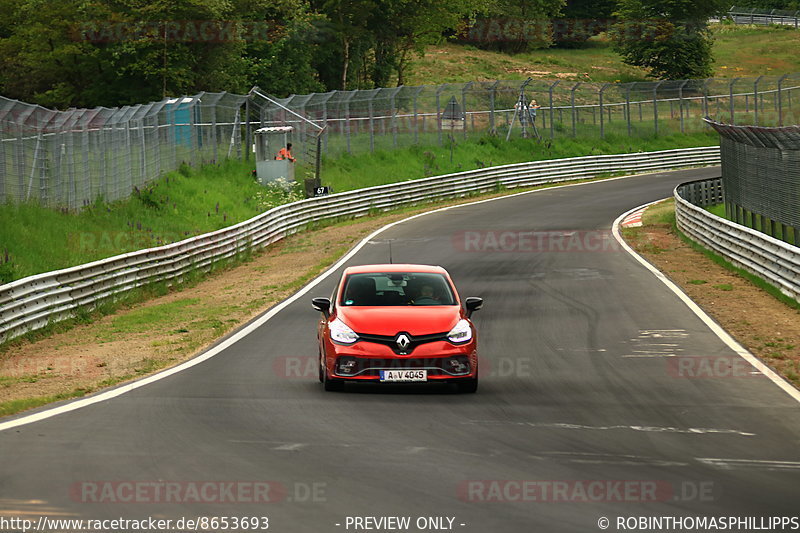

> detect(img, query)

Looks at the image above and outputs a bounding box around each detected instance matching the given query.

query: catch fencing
[704,118,800,245]
[675,177,800,301]
[249,74,800,161]
[0,146,719,344]
[0,92,245,209]
[2,74,799,208]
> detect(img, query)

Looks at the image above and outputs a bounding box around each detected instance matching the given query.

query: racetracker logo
[452,230,620,253]
[70,481,286,504]
[73,21,275,43]
[457,480,715,503]
[666,356,759,379]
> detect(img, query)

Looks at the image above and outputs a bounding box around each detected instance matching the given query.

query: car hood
[336,306,461,336]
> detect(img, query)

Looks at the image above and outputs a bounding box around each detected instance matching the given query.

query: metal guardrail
[675,178,800,302]
[727,7,800,27]
[0,146,720,343]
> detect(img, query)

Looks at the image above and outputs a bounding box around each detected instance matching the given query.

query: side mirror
[312,297,331,317]
[465,297,483,318]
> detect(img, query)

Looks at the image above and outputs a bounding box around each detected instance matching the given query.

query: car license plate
[380,369,427,382]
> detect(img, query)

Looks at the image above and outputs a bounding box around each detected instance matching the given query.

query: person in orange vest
[276,143,296,162]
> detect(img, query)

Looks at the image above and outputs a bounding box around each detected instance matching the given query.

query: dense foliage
[0,0,766,108]
[610,0,726,80]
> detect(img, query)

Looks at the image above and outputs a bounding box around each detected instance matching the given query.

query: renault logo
[396,334,411,351]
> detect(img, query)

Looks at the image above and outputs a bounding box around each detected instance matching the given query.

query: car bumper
[324,340,478,381]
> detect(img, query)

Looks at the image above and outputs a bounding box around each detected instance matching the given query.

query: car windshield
[340,272,457,306]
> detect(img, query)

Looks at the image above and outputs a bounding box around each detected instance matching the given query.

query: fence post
[462,81,473,140]
[368,91,375,152]
[344,91,354,153]
[413,86,422,143]
[625,84,632,136]
[244,98,251,161]
[678,79,688,133]
[436,85,445,146]
[653,80,664,136]
[702,78,711,121]
[321,91,334,153]
[489,80,499,135]
[729,78,739,125]
[570,83,580,138]
[548,80,559,139]
[599,83,610,138]
[389,87,399,147]
[753,75,763,126]
[777,73,788,126]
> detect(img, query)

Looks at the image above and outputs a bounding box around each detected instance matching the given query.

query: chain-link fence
[705,118,800,245]
[0,92,245,209]
[3,74,800,208]
[250,74,800,162]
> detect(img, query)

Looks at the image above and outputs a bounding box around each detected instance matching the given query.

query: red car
[312,264,483,392]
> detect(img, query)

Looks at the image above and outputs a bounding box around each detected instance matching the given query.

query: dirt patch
[623,200,800,388]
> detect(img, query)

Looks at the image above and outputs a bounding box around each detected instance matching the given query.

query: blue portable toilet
[166,97,197,147]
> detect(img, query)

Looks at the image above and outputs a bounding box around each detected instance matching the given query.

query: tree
[469,0,566,53]
[610,0,727,80]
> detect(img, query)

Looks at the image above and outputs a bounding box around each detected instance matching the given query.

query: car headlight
[330,319,359,344]
[447,319,473,344]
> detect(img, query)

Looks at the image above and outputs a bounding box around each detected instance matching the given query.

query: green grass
[0,130,718,285]
[704,203,798,246]
[320,130,718,192]
[403,24,800,86]
[0,159,302,283]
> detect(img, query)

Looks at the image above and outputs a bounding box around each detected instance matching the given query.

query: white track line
[612,200,800,405]
[0,170,710,431]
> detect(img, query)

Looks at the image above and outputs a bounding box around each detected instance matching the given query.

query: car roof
[343,264,448,275]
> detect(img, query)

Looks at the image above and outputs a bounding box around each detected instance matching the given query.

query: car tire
[318,350,324,383]
[457,376,478,393]
[322,361,345,392]
[323,374,345,392]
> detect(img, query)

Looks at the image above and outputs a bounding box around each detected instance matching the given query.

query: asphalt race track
[2,167,799,533]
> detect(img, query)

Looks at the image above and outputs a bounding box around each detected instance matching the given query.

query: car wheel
[322,361,345,392]
[457,376,478,393]
[323,373,345,392]
[318,350,324,383]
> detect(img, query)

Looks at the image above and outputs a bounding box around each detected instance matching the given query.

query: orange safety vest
[276,148,295,162]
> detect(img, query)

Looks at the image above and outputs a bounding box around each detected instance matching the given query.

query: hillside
[402,24,800,86]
